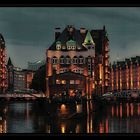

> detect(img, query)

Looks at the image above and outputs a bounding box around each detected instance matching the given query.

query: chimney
[103,25,105,31]
[55,27,61,40]
[80,27,86,34]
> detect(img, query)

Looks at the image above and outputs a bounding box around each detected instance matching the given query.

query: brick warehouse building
[111,56,140,91]
[46,25,110,98]
[0,34,7,93]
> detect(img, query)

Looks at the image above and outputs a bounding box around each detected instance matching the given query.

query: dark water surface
[0,100,140,133]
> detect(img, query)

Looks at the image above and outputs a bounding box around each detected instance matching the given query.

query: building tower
[0,34,7,93]
[7,57,14,92]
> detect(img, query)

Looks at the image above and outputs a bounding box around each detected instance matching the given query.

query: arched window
[79,56,84,64]
[66,56,71,64]
[72,56,78,64]
[60,56,65,64]
[52,56,58,64]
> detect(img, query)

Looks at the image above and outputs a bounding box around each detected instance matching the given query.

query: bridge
[0,93,47,101]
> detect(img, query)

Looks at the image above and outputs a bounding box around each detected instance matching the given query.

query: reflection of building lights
[60,104,66,114]
[116,106,118,117]
[46,125,51,133]
[0,125,2,133]
[61,124,66,133]
[105,119,109,133]
[126,103,129,117]
[76,124,80,133]
[120,104,122,118]
[111,106,114,117]
[138,103,140,116]
[130,103,133,116]
[76,104,82,113]
[99,122,103,133]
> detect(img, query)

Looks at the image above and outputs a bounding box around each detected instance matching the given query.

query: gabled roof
[48,25,108,54]
[48,26,88,51]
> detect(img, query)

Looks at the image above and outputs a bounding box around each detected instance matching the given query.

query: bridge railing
[0,93,46,98]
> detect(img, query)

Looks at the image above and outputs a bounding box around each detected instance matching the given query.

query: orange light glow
[120,104,122,118]
[60,104,67,114]
[126,103,129,117]
[99,64,102,80]
[105,119,109,133]
[99,122,103,133]
[76,124,80,133]
[61,80,66,84]
[130,103,133,116]
[116,106,119,117]
[61,124,66,133]
[111,106,114,117]
[137,103,140,116]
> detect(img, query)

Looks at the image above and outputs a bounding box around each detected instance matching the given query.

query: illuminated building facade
[7,57,34,91]
[111,56,140,91]
[46,25,110,97]
[0,34,7,93]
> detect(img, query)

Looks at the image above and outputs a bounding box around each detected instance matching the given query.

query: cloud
[0,7,140,68]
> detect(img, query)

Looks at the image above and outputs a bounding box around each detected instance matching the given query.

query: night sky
[0,7,140,68]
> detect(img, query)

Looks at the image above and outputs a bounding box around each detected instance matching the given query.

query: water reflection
[0,101,140,133]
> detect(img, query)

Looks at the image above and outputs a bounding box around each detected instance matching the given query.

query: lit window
[61,80,66,84]
[56,79,61,84]
[70,80,74,84]
[75,80,80,84]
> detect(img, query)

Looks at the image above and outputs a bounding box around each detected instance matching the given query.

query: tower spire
[7,57,13,66]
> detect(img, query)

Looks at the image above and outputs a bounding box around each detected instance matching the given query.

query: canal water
[0,100,140,133]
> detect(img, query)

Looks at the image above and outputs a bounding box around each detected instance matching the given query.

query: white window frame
[56,44,61,50]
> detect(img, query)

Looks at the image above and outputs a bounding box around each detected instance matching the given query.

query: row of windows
[52,57,86,64]
[56,79,81,85]
[56,40,78,50]
[59,69,84,74]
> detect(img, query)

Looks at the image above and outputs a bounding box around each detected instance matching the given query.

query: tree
[30,64,46,93]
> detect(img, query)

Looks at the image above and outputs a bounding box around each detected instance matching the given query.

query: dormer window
[56,41,61,50]
[66,39,76,50]
[67,46,71,50]
[72,45,76,50]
